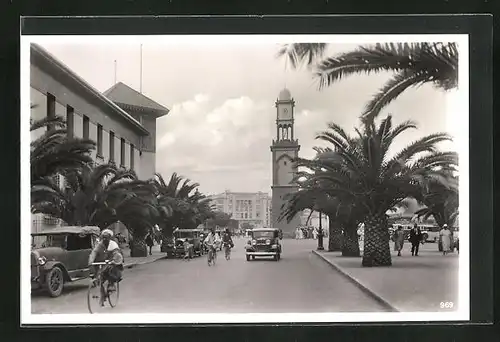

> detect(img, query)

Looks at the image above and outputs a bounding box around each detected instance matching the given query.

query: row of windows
[45,92,135,170]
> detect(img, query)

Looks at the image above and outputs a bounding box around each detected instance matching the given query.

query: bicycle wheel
[207,250,212,266]
[87,278,103,314]
[107,282,120,308]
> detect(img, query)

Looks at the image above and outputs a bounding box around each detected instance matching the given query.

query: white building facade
[208,191,272,228]
[30,43,168,233]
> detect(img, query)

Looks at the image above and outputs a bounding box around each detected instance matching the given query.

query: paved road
[31,238,387,314]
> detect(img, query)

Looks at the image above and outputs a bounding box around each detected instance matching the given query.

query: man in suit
[409,223,423,256]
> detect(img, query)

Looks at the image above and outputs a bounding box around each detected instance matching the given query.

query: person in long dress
[439,224,452,255]
[392,226,405,256]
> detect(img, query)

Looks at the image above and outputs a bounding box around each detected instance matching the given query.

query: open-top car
[31,226,100,297]
[245,228,282,261]
[172,228,204,258]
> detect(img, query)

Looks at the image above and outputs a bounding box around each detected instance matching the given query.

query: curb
[311,250,399,312]
[124,255,168,269]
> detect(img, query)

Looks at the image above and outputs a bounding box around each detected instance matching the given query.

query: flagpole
[140,44,143,93]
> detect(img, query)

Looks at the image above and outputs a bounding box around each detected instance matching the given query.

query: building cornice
[30,44,150,136]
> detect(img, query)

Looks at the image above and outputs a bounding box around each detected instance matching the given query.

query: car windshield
[176,232,194,238]
[252,231,274,239]
[31,234,66,248]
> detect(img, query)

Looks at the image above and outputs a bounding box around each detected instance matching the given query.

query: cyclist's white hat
[101,229,114,237]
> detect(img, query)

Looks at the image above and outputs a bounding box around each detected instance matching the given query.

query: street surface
[31,238,387,314]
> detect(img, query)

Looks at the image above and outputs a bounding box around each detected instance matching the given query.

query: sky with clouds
[37,39,458,195]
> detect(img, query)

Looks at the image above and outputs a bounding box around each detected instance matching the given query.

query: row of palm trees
[31,115,217,256]
[277,42,459,267]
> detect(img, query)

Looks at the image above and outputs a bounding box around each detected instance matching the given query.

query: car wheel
[422,233,428,241]
[246,255,250,261]
[45,267,64,297]
[251,256,255,260]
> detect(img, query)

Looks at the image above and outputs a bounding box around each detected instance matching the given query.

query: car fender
[41,261,71,282]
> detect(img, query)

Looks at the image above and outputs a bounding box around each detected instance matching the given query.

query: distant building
[208,190,271,229]
[30,43,169,233]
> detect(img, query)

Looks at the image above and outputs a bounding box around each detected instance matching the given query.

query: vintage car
[172,228,205,258]
[31,226,100,297]
[244,228,282,261]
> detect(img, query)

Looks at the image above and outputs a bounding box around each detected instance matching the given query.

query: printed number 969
[440,302,454,309]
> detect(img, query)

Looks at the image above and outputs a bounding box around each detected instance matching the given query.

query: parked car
[172,228,204,258]
[31,226,100,297]
[419,225,440,242]
[244,228,282,261]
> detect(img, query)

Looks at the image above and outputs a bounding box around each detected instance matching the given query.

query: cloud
[156,94,275,193]
[38,41,456,195]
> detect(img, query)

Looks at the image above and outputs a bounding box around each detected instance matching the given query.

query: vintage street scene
[27,38,462,318]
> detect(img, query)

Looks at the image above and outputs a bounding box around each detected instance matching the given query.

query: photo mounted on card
[19,15,492,326]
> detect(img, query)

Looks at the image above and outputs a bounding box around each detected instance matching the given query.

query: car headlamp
[266,239,271,245]
[252,240,256,246]
[38,256,46,265]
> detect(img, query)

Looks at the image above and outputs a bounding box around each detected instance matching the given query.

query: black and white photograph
[21,34,469,324]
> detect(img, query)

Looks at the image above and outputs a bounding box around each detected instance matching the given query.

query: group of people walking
[294,226,328,240]
[392,223,455,257]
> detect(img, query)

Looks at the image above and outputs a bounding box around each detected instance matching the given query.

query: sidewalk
[121,244,168,269]
[312,243,460,312]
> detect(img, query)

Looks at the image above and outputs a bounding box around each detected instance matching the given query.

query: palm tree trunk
[362,214,392,267]
[342,222,360,257]
[328,217,342,251]
[130,238,147,257]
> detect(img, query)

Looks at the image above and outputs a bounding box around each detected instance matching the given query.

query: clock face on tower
[278,106,292,120]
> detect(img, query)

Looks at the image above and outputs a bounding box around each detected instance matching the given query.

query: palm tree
[296,116,458,266]
[278,42,458,122]
[153,173,212,243]
[31,164,159,256]
[31,116,96,182]
[415,176,459,228]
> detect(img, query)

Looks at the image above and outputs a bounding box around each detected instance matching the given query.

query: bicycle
[87,260,120,314]
[206,244,217,266]
[223,242,232,260]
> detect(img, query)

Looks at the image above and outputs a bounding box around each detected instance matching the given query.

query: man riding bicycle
[203,228,221,261]
[88,229,124,306]
[222,228,234,257]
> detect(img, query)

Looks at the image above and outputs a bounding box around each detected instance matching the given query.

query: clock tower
[270,88,301,237]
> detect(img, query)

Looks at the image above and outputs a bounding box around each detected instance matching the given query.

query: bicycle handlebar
[90,261,111,266]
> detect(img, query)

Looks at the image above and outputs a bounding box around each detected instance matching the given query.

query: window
[66,105,74,138]
[46,93,55,131]
[130,144,135,170]
[97,124,103,157]
[109,131,115,163]
[120,138,125,167]
[83,115,89,139]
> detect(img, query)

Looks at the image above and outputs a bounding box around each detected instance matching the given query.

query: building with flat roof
[208,190,271,229]
[30,43,169,232]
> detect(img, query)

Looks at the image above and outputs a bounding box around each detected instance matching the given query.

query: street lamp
[317,209,324,251]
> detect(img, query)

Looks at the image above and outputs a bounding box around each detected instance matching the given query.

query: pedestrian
[295,227,300,240]
[392,225,405,256]
[183,239,192,261]
[145,230,154,256]
[409,223,423,256]
[439,224,452,255]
